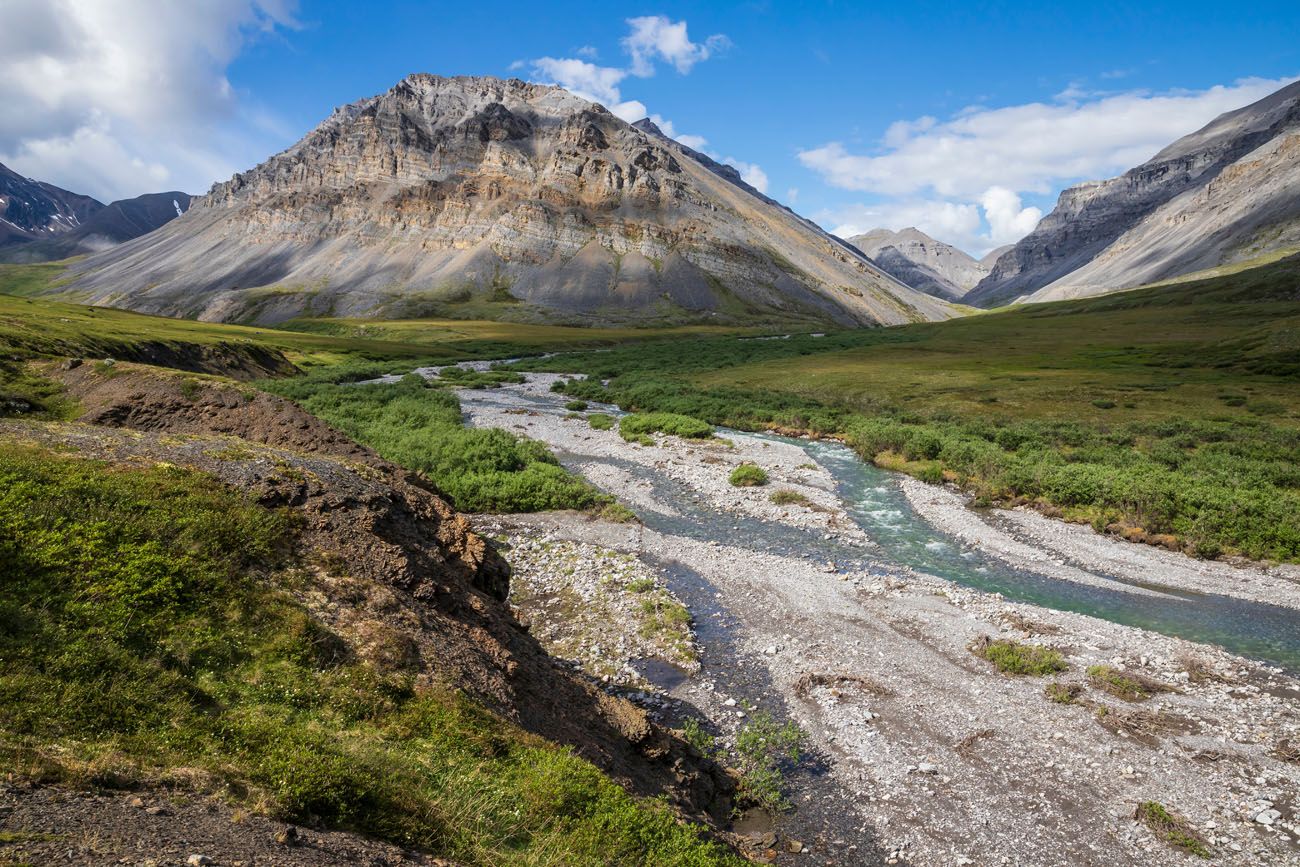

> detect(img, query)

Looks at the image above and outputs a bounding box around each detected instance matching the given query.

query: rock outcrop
[57,74,953,327]
[968,79,1300,307]
[847,227,989,300]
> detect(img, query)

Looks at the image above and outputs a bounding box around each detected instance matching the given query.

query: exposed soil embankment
[21,336,298,379]
[3,364,737,848]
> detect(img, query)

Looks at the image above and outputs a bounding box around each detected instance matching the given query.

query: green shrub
[564,399,589,411]
[588,413,615,431]
[732,712,806,812]
[729,464,768,487]
[0,447,742,865]
[263,373,614,514]
[972,638,1067,676]
[619,412,714,444]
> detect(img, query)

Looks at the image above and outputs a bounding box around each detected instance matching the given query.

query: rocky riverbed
[457,373,1300,866]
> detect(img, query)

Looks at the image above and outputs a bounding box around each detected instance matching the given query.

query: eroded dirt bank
[460,373,1300,866]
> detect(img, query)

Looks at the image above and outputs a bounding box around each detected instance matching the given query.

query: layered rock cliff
[58,74,953,327]
[968,79,1300,307]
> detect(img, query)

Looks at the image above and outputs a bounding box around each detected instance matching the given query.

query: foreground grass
[0,447,739,866]
[528,256,1300,561]
[262,370,621,515]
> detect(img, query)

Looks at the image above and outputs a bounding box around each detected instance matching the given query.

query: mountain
[0,163,102,248]
[847,227,989,300]
[968,79,1300,307]
[56,74,953,327]
[0,191,192,263]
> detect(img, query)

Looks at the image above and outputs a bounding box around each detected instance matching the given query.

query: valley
[1,21,1298,864]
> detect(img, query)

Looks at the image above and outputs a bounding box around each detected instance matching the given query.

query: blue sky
[3,0,1298,254]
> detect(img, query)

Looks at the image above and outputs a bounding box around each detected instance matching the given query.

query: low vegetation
[1086,665,1172,702]
[564,399,589,411]
[972,637,1068,676]
[588,412,615,431]
[680,712,807,814]
[728,464,769,487]
[1134,801,1211,858]
[618,412,714,446]
[1045,682,1084,704]
[530,256,1300,562]
[769,489,811,506]
[262,371,619,514]
[0,446,739,865]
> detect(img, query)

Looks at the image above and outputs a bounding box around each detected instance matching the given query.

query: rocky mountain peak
[847,226,989,301]
[61,74,953,327]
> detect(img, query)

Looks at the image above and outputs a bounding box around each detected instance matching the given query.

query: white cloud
[824,200,982,249]
[528,17,737,157]
[803,75,1299,253]
[979,187,1042,245]
[531,56,626,106]
[0,0,298,201]
[786,187,799,203]
[622,16,729,76]
[799,76,1298,200]
[723,158,769,193]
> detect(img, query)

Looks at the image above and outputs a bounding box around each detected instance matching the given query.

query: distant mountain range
[847,227,1006,301]
[967,79,1300,307]
[53,74,953,328]
[0,162,191,264]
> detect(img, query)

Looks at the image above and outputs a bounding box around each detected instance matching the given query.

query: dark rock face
[0,190,193,263]
[56,74,952,327]
[0,162,103,248]
[968,80,1300,307]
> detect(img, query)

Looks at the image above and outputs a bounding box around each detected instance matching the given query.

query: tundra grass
[262,372,618,515]
[0,446,740,866]
[528,256,1300,561]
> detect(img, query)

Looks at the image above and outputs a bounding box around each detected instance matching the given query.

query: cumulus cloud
[803,75,1298,252]
[528,16,724,132]
[622,15,730,76]
[723,158,769,193]
[979,187,1042,245]
[800,76,1298,199]
[824,200,982,249]
[0,0,298,201]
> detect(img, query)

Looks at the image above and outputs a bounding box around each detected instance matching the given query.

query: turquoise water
[791,435,1300,673]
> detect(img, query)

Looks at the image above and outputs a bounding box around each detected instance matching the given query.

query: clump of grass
[732,712,807,813]
[564,399,589,411]
[619,412,714,445]
[971,636,1067,676]
[1086,665,1172,701]
[626,578,656,593]
[1135,801,1211,858]
[769,489,811,506]
[1045,681,1083,704]
[587,413,615,431]
[729,464,768,487]
[0,446,741,865]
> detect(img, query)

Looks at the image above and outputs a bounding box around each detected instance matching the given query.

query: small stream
[464,380,1300,672]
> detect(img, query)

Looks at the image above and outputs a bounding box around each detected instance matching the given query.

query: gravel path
[458,375,1300,866]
